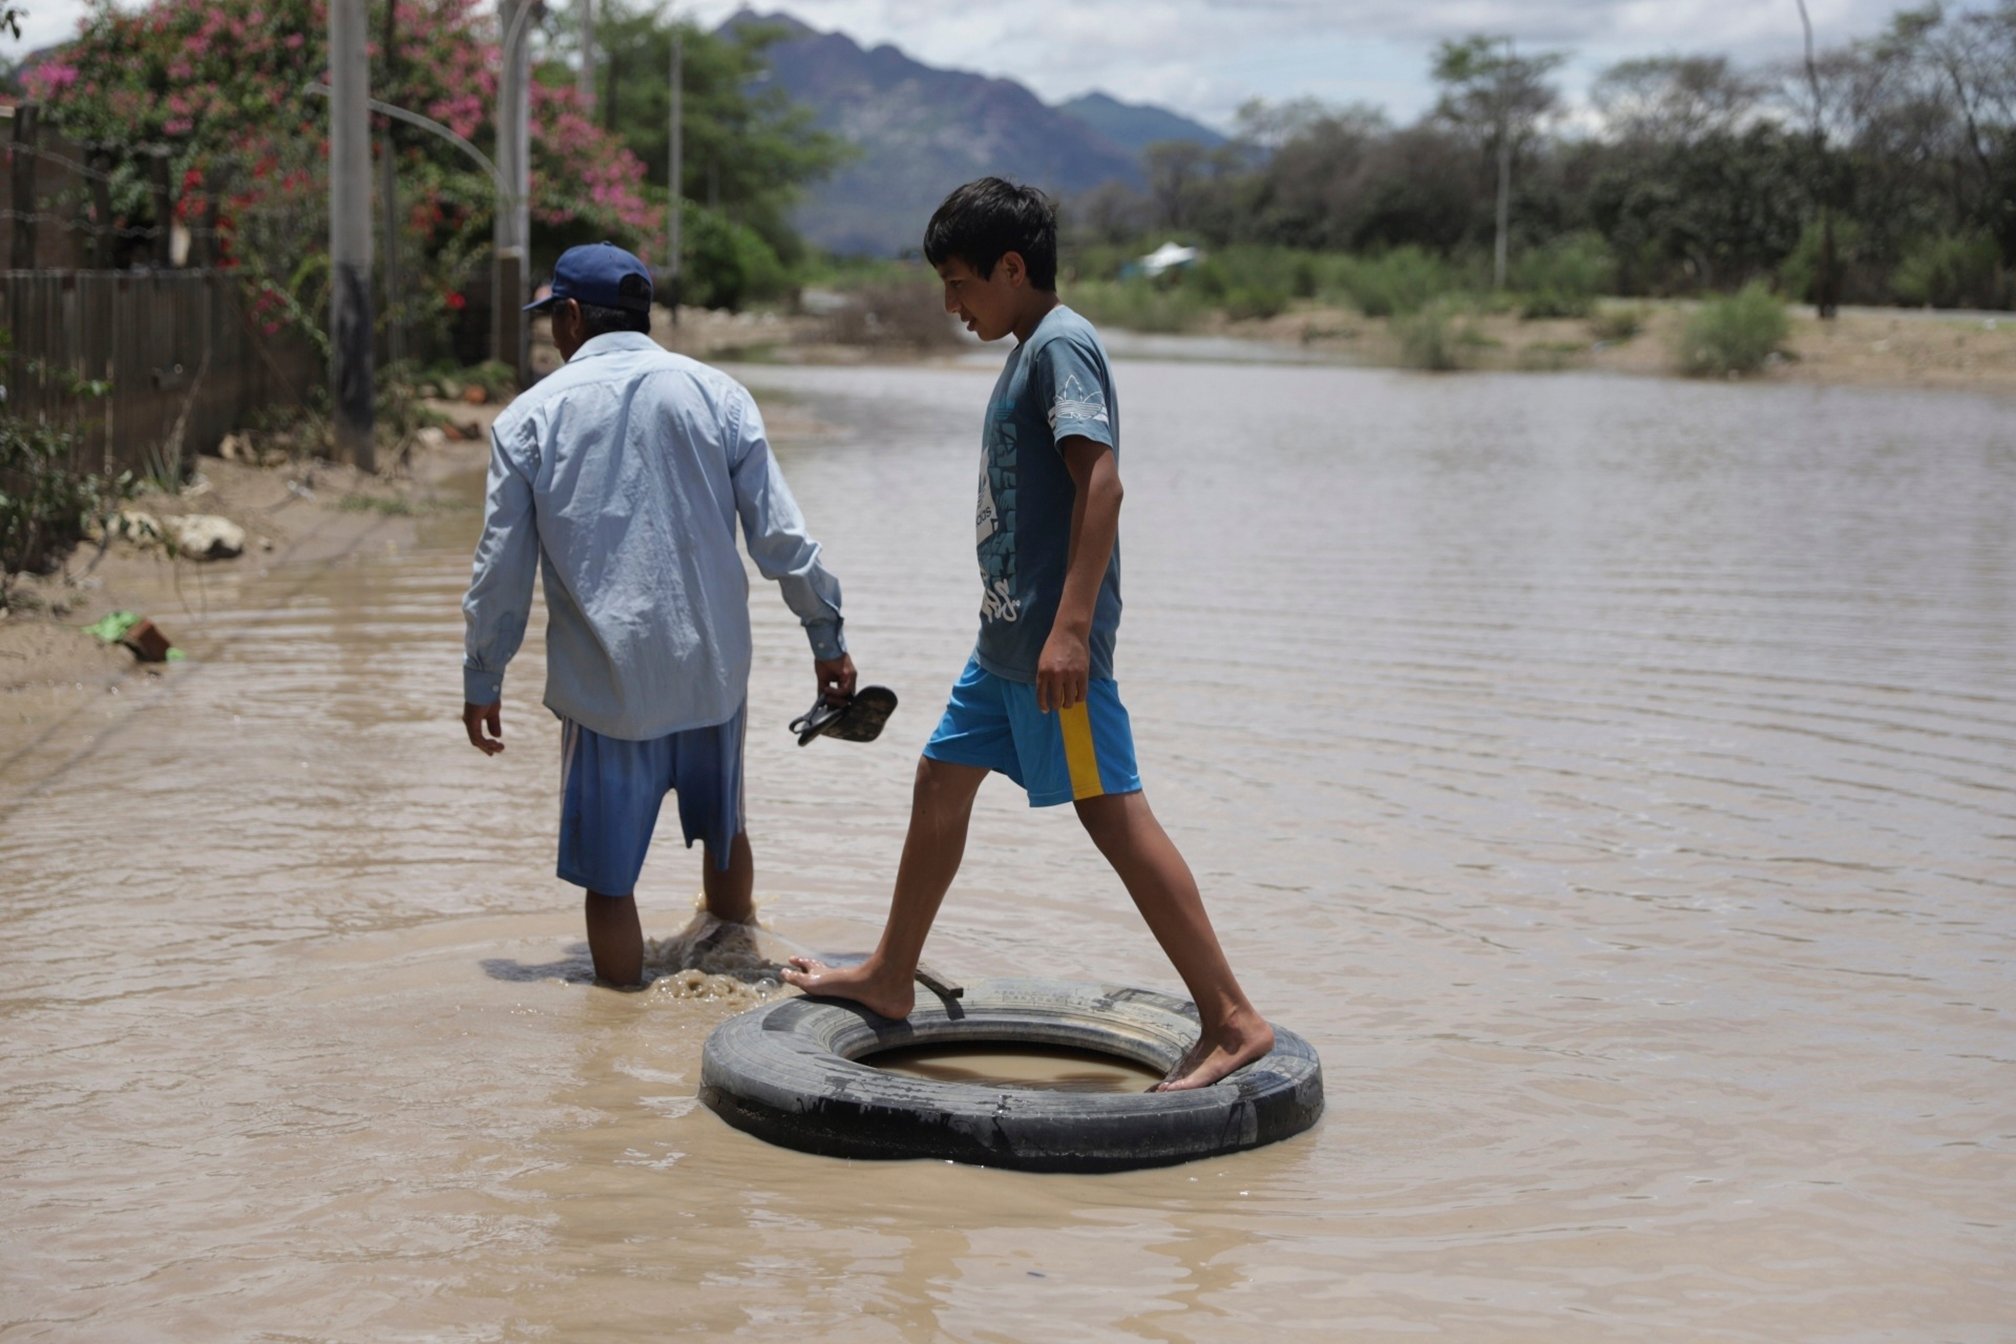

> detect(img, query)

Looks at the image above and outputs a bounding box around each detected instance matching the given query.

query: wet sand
[3,356,2013,1340]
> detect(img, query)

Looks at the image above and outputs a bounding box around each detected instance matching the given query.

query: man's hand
[815,653,858,706]
[463,700,505,755]
[1036,626,1090,714]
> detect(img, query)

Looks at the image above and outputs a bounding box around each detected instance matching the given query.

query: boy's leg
[701,831,755,924]
[1074,789,1274,1091]
[584,891,645,987]
[781,755,989,1017]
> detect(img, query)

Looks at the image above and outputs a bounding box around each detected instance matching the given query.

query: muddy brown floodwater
[3,354,2013,1341]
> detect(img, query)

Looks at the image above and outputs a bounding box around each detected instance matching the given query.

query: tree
[587,4,846,270]
[1431,35,1566,288]
[20,0,661,345]
[1592,56,1763,145]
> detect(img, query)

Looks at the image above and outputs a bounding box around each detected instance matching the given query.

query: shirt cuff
[805,619,846,662]
[464,666,504,705]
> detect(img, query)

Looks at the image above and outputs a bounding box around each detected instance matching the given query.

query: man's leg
[781,756,989,1017]
[584,891,645,987]
[701,831,755,924]
[1074,790,1274,1090]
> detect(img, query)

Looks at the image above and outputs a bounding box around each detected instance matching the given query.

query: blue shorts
[557,707,746,895]
[922,654,1141,807]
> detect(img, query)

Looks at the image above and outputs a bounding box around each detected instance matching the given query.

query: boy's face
[936,253,1024,342]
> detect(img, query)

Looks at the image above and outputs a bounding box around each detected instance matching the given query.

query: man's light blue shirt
[462,331,844,741]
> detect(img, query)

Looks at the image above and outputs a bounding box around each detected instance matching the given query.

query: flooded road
[3,356,2013,1340]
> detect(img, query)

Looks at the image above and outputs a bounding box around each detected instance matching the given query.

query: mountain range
[726,10,1225,256]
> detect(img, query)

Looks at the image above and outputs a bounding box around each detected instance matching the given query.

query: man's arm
[461,428,539,754]
[726,393,856,703]
[1038,434,1122,714]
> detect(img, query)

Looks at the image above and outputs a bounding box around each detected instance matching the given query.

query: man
[461,242,854,987]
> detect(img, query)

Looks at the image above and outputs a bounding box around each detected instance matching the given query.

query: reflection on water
[867,1043,1164,1094]
[2,356,2012,1340]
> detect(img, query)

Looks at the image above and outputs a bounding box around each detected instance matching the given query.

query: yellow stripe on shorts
[1059,700,1104,800]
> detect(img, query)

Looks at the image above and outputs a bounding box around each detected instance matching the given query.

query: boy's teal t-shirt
[972,305,1122,684]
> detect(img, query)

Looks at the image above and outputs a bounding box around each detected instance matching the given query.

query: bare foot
[1153,1013,1275,1091]
[781,956,915,1020]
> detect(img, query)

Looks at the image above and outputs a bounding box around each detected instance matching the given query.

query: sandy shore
[1227,301,2016,395]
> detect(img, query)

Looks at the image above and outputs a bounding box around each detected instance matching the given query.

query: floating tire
[699,978,1323,1173]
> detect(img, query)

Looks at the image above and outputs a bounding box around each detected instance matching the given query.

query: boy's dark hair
[923,177,1058,291]
[575,299,651,337]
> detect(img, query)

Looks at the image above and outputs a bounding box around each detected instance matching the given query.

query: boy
[784,180,1273,1090]
[462,242,856,988]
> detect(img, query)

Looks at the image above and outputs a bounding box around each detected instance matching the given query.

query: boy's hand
[463,700,505,755]
[1037,628,1090,714]
[815,653,857,706]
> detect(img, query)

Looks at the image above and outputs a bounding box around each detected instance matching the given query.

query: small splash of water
[642,896,789,1003]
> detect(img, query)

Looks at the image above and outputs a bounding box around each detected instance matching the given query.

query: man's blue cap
[524,242,654,314]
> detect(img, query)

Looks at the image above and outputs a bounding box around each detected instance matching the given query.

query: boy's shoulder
[1026,304,1108,361]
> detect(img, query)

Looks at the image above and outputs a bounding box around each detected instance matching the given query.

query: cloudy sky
[5,0,1952,128]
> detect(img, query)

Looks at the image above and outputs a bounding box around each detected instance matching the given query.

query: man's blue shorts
[922,654,1142,807]
[557,706,745,895]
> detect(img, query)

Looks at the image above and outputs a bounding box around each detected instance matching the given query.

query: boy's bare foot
[1153,1013,1275,1091]
[781,956,916,1020]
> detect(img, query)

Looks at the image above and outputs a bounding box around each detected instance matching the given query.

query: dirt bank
[0,399,495,773]
[1228,301,2016,394]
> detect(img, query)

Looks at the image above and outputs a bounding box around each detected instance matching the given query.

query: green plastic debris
[83,610,142,643]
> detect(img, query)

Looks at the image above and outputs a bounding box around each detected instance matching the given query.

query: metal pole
[667,29,682,320]
[328,0,375,470]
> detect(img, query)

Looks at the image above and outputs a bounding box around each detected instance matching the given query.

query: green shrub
[1329,246,1457,317]
[1,417,114,585]
[1393,297,1482,371]
[680,205,792,311]
[1778,218,1867,305]
[1185,246,1308,316]
[1892,232,2007,310]
[1674,283,1789,376]
[1589,304,1646,343]
[1513,232,1615,319]
[1065,279,1211,333]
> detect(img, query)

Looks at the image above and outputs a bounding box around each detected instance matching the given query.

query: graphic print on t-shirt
[977,414,1019,624]
[1048,372,1110,432]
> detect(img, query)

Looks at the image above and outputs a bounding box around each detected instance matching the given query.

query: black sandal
[790,685,898,747]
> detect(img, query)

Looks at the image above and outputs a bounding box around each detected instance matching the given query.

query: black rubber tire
[699,978,1323,1173]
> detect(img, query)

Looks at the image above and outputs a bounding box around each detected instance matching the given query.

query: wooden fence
[1,269,321,479]
[2,102,321,480]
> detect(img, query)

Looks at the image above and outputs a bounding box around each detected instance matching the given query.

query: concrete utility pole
[576,0,595,111]
[666,29,682,318]
[381,0,404,369]
[328,0,375,470]
[493,0,534,381]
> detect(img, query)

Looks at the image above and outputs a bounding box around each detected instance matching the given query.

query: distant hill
[726,10,1218,257]
[1056,93,1226,158]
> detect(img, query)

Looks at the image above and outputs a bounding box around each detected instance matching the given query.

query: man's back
[466,331,841,741]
